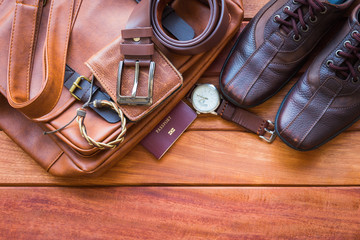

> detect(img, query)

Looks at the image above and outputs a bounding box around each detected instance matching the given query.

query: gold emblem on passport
[168,128,176,136]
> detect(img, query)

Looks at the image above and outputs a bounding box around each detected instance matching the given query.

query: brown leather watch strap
[216,100,276,143]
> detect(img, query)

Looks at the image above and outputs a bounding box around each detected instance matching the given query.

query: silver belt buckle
[259,120,277,143]
[117,60,155,105]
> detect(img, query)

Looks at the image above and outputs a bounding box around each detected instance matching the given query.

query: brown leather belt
[119,0,230,105]
[121,0,230,67]
[151,0,229,55]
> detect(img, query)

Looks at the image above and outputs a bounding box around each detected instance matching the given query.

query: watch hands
[196,94,208,100]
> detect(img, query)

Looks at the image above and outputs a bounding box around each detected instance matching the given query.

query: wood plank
[1,130,360,185]
[242,0,360,19]
[243,0,268,19]
[0,187,359,239]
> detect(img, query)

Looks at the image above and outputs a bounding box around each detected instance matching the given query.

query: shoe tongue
[350,4,360,25]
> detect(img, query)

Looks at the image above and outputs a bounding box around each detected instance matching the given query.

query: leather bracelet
[64,65,122,123]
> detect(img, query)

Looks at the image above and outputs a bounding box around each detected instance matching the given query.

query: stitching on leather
[35,94,75,122]
[81,83,92,101]
[0,84,6,93]
[298,86,341,147]
[43,0,75,115]
[8,4,18,101]
[225,35,283,100]
[72,18,241,174]
[219,101,228,116]
[71,0,82,31]
[46,151,64,172]
[15,2,38,7]
[26,5,38,100]
[280,78,341,146]
[85,47,182,121]
[328,103,360,109]
[242,39,283,102]
[280,71,314,135]
[257,121,266,135]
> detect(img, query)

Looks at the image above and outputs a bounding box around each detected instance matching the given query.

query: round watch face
[191,84,221,113]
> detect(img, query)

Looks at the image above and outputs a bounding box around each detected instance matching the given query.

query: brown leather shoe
[220,0,354,107]
[276,4,360,150]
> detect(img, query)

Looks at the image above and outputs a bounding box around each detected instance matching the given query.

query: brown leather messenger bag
[0,0,244,177]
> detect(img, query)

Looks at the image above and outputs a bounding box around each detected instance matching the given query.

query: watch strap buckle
[259,120,277,143]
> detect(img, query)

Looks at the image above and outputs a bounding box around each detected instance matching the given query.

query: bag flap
[86,36,183,122]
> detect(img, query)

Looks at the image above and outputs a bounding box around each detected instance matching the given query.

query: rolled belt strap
[121,0,229,68]
[151,0,229,55]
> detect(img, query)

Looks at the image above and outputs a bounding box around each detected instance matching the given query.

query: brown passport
[141,101,197,159]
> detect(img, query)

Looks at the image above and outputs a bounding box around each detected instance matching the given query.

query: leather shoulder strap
[7,0,75,119]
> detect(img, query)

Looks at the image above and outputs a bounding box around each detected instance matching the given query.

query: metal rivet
[335,50,343,58]
[351,77,359,83]
[292,0,299,4]
[326,60,333,67]
[283,6,290,12]
[133,37,141,42]
[352,30,359,37]
[320,6,327,14]
[357,65,360,72]
[343,40,351,48]
[310,16,318,23]
[301,24,309,32]
[293,34,301,41]
[274,14,281,22]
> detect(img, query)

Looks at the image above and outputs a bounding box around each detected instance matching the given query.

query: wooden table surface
[1,1,360,239]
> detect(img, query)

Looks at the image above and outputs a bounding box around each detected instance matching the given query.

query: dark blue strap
[136,0,194,41]
[64,65,121,123]
[162,5,194,41]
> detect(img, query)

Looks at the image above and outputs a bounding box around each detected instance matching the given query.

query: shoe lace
[274,0,327,39]
[328,31,360,82]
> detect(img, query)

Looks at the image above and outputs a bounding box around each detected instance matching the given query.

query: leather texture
[64,65,121,124]
[86,36,183,122]
[7,0,75,119]
[0,0,244,177]
[220,0,355,108]
[216,100,274,137]
[276,4,360,150]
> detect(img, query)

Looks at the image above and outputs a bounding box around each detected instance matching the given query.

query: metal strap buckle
[69,76,91,101]
[259,120,277,143]
[117,60,155,105]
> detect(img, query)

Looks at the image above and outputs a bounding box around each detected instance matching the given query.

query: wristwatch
[189,84,276,143]
[190,83,221,115]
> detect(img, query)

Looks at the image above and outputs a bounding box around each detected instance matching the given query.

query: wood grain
[243,0,268,19]
[1,0,360,239]
[0,187,359,240]
[1,130,360,185]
